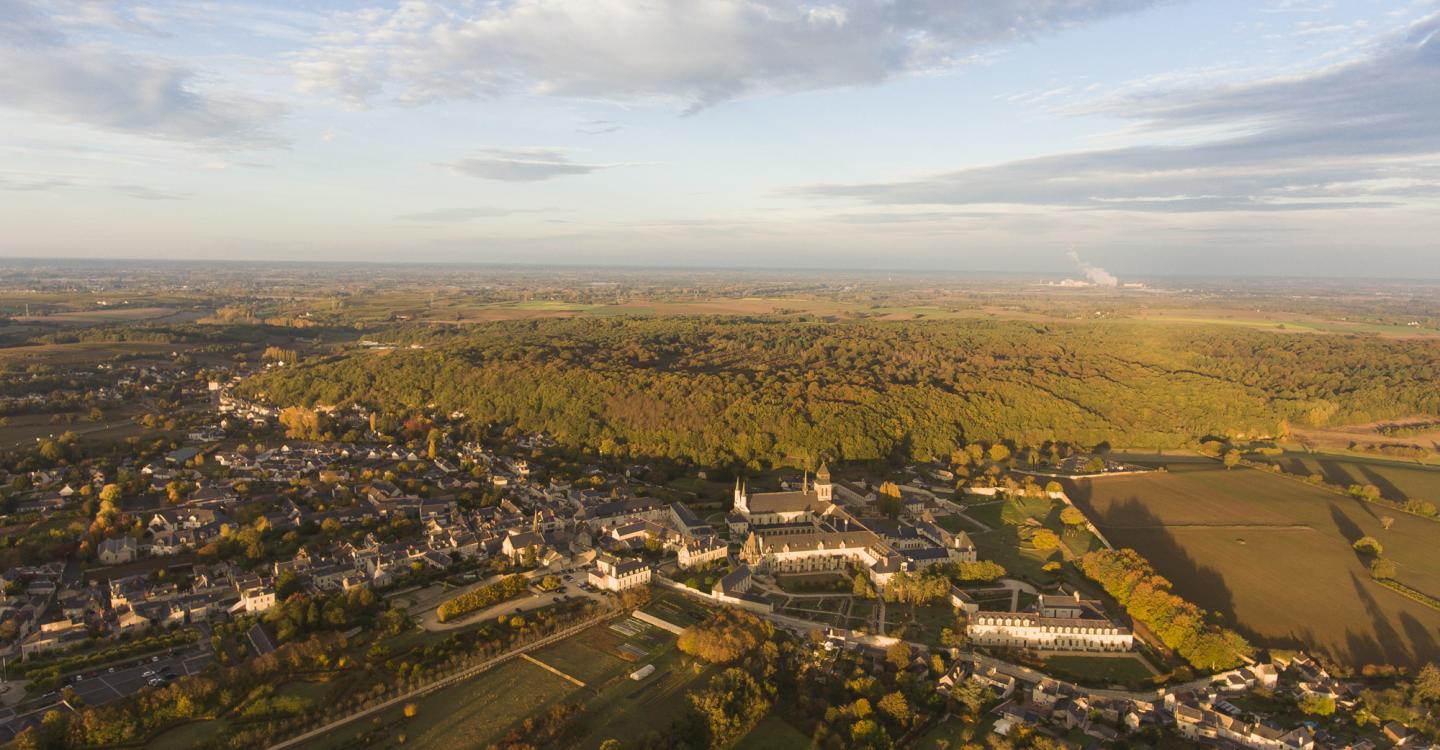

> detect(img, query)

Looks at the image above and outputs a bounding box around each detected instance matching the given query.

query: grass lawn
[885,602,962,647]
[149,718,232,750]
[735,715,813,749]
[972,525,1063,585]
[1042,654,1158,686]
[916,714,990,749]
[964,502,1006,529]
[936,514,986,534]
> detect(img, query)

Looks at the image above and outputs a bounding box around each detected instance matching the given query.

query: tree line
[238,317,1440,468]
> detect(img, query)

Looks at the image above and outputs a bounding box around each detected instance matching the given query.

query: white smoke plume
[1065,249,1118,287]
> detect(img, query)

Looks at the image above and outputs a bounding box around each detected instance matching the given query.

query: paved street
[409,568,601,631]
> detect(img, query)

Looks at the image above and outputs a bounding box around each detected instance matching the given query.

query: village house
[587,553,651,591]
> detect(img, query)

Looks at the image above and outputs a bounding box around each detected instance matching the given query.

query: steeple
[815,461,833,503]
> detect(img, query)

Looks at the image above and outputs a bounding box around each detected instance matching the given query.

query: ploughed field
[1065,462,1440,669]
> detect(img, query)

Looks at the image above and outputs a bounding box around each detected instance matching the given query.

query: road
[406,568,602,632]
[264,610,624,750]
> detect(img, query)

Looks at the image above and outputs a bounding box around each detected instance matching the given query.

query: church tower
[733,477,748,513]
[815,462,833,503]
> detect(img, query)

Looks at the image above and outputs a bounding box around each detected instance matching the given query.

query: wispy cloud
[397,207,516,222]
[801,12,1440,214]
[112,184,187,201]
[291,0,1163,110]
[444,148,620,182]
[0,0,284,148]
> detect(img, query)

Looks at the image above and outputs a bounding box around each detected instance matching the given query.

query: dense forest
[237,317,1440,468]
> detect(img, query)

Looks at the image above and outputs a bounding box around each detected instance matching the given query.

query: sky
[1,0,1438,277]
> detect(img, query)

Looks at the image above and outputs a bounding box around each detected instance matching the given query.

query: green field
[1066,463,1440,668]
[1041,654,1158,686]
[735,715,813,749]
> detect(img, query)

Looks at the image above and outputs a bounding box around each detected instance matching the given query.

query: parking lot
[67,647,213,706]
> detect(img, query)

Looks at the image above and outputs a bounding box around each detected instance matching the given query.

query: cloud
[800,12,1440,214]
[292,0,1162,110]
[444,148,618,182]
[396,207,516,222]
[579,119,622,135]
[0,0,283,147]
[112,184,186,200]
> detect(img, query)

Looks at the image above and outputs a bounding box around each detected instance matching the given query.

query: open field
[1065,464,1440,668]
[12,306,199,325]
[1251,450,1440,500]
[0,408,146,448]
[0,341,190,366]
[1288,418,1440,461]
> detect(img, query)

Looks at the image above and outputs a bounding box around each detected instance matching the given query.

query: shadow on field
[1328,502,1365,547]
[1315,458,1359,487]
[1356,464,1408,502]
[1344,572,1417,667]
[1076,494,1241,633]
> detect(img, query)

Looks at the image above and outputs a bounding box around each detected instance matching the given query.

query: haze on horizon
[2,0,1439,278]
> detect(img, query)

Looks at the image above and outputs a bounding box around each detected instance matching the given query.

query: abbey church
[729,463,977,588]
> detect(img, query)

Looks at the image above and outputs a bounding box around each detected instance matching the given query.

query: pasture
[1066,463,1440,668]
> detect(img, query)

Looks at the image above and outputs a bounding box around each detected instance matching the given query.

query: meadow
[1066,463,1440,668]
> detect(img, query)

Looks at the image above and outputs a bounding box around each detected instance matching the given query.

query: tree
[885,641,911,670]
[678,609,773,664]
[1299,693,1336,716]
[403,702,419,718]
[1414,663,1440,703]
[877,691,911,724]
[1370,557,1398,580]
[1352,537,1384,556]
[1029,529,1061,551]
[1381,516,1396,530]
[852,571,875,599]
[850,718,891,749]
[1223,449,1241,469]
[99,483,122,505]
[1059,506,1087,526]
[689,668,770,749]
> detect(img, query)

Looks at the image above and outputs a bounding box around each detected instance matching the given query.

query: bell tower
[815,462,833,503]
